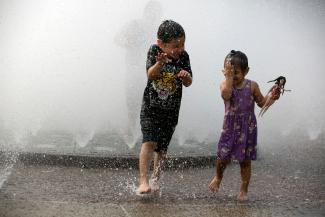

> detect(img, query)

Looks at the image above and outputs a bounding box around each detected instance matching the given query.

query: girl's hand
[156,52,172,65]
[222,58,234,79]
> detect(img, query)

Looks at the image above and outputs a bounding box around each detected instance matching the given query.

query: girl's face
[232,65,247,86]
[157,36,185,59]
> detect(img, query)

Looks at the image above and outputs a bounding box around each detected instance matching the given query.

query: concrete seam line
[119,204,132,217]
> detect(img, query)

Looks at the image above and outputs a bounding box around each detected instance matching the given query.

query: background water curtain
[0,0,324,155]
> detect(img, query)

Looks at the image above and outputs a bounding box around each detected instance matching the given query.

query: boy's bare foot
[237,191,248,201]
[149,177,159,192]
[137,183,151,195]
[209,176,221,192]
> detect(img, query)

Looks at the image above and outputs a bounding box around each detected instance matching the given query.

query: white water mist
[0,0,324,152]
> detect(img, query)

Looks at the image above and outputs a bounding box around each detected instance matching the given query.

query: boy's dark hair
[226,50,249,71]
[157,20,185,43]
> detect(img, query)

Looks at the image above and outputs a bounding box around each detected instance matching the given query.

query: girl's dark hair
[225,50,249,71]
[157,20,185,43]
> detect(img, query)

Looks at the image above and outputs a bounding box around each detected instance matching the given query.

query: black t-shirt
[141,44,192,123]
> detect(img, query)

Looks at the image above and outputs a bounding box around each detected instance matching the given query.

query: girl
[209,50,268,201]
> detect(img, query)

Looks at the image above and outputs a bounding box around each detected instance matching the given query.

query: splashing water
[0,152,18,189]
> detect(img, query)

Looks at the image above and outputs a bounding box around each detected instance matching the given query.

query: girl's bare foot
[137,183,151,195]
[237,191,248,201]
[209,176,221,192]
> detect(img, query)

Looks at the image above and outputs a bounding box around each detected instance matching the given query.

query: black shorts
[140,108,177,153]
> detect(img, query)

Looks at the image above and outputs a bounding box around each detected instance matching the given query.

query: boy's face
[157,36,185,60]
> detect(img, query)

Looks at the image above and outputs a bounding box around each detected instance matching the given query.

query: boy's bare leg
[150,151,167,191]
[209,159,228,192]
[238,159,251,201]
[138,141,156,194]
[153,151,167,179]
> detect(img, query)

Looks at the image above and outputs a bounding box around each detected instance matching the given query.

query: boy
[137,20,193,194]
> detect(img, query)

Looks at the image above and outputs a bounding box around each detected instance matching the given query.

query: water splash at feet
[0,152,18,189]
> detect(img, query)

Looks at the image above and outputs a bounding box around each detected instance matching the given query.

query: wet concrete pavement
[0,144,324,217]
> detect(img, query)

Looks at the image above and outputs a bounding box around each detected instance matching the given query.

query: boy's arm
[178,52,192,87]
[182,74,192,87]
[252,81,267,108]
[146,47,171,80]
[177,70,192,87]
[147,61,164,80]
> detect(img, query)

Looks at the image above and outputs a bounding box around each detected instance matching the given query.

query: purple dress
[217,79,257,162]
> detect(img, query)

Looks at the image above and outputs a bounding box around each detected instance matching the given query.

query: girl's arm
[220,59,234,101]
[220,77,233,101]
[252,81,268,108]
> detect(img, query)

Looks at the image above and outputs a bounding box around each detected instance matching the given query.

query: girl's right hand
[222,58,234,79]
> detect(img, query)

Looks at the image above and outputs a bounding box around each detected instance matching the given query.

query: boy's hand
[177,70,192,87]
[176,70,191,79]
[156,52,172,65]
[222,58,234,79]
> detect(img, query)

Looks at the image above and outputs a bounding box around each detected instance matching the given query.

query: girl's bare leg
[209,159,229,192]
[238,159,251,201]
[138,141,156,194]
